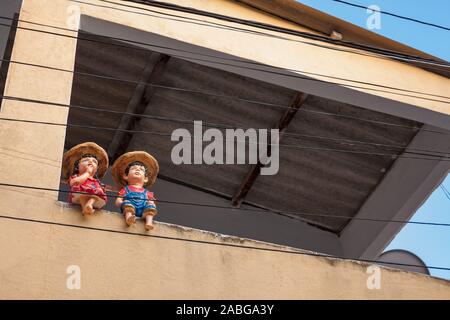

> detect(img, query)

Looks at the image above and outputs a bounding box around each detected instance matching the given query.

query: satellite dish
[377,249,430,275]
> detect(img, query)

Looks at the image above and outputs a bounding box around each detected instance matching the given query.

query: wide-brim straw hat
[62,142,109,179]
[111,151,159,187]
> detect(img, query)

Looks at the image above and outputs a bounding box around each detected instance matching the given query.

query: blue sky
[384,175,450,280]
[298,0,450,60]
[297,0,450,279]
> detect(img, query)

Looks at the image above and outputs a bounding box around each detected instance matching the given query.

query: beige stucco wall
[1,205,450,299]
[0,0,449,299]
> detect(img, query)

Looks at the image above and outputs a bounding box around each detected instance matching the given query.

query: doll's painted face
[124,163,149,186]
[78,156,98,176]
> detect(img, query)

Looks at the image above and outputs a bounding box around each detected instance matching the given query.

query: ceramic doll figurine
[62,142,109,215]
[111,151,159,231]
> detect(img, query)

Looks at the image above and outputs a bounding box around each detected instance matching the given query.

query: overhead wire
[0,7,447,181]
[0,182,449,227]
[0,2,448,273]
[1,213,449,271]
[93,0,450,68]
[8,0,442,72]
[1,116,449,161]
[440,184,450,201]
[2,94,450,157]
[332,0,450,31]
[1,55,450,136]
[0,15,449,103]
[0,20,449,106]
[0,13,448,158]
[2,51,449,136]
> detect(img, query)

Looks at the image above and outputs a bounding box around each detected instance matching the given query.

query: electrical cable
[1,116,449,161]
[1,21,449,106]
[440,185,450,201]
[0,15,448,102]
[95,0,450,68]
[2,53,450,124]
[0,2,448,274]
[0,212,449,271]
[2,94,449,156]
[2,53,450,135]
[332,0,450,31]
[0,182,449,227]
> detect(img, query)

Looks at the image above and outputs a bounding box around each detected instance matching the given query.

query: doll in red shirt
[112,151,159,230]
[62,142,109,215]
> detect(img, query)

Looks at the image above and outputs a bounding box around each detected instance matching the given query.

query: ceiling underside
[64,32,421,234]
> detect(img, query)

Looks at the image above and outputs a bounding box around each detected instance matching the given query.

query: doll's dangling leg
[79,195,95,215]
[145,215,154,231]
[125,210,136,226]
[84,197,96,215]
[123,205,136,226]
[143,209,157,231]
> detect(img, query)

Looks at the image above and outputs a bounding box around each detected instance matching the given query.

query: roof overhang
[237,0,450,78]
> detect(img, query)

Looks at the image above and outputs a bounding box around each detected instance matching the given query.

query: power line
[441,185,450,201]
[48,0,450,75]
[93,0,450,68]
[0,3,447,273]
[1,18,448,102]
[0,54,449,156]
[0,213,449,272]
[58,181,450,227]
[0,11,448,156]
[2,13,450,102]
[1,22,449,106]
[157,198,450,227]
[1,182,449,228]
[2,55,450,130]
[332,0,450,31]
[1,53,449,135]
[2,94,449,157]
[1,116,449,161]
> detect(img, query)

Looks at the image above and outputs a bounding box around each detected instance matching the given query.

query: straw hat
[111,151,159,187]
[62,142,109,179]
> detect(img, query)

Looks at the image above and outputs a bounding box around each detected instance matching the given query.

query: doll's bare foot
[82,204,94,215]
[145,215,154,231]
[124,211,136,226]
[83,198,95,215]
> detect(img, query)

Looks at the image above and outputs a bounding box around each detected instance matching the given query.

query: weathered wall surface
[1,206,450,299]
[0,0,449,299]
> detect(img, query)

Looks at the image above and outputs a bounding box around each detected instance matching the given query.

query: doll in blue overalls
[112,151,159,231]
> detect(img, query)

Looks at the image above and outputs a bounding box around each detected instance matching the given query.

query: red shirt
[68,175,107,202]
[118,185,155,200]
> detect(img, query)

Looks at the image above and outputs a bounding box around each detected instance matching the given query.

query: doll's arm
[69,172,90,187]
[115,188,125,207]
[146,193,157,210]
[115,196,124,208]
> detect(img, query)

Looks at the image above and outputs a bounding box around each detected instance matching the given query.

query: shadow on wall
[0,0,23,109]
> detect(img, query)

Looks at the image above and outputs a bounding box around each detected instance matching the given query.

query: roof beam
[231,92,308,207]
[107,53,170,160]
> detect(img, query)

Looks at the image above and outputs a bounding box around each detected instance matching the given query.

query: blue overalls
[121,186,156,218]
